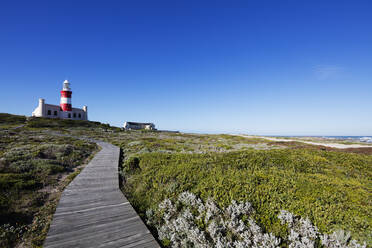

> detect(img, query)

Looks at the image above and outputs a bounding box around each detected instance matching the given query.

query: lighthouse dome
[63,80,71,91]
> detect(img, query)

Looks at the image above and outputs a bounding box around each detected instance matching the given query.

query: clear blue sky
[1,0,371,135]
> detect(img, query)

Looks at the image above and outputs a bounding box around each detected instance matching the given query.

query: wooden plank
[44,141,159,247]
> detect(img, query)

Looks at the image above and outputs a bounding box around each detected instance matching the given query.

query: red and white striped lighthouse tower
[60,80,72,118]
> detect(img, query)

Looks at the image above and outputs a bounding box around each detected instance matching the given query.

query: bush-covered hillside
[0,113,27,128]
[60,121,371,246]
[120,141,372,246]
[0,120,98,247]
[26,116,115,130]
[1,113,371,247]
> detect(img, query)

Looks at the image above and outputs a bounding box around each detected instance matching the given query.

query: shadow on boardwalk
[44,141,159,248]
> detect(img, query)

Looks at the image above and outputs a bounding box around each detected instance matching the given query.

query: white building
[32,80,88,120]
[123,122,156,130]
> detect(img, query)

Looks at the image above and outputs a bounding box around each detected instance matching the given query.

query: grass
[110,132,272,155]
[1,113,371,247]
[39,116,370,245]
[0,120,98,247]
[121,149,372,246]
[0,113,27,129]
[26,116,112,129]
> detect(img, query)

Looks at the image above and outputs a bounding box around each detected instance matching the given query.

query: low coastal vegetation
[121,148,371,247]
[0,115,98,247]
[147,191,365,247]
[0,114,371,247]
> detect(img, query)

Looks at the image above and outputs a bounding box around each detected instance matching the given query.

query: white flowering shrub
[278,210,366,248]
[146,192,367,248]
[320,230,366,248]
[278,210,319,248]
[146,191,280,247]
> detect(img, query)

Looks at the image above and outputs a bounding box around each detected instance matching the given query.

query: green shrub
[0,224,25,247]
[0,113,26,125]
[26,116,114,130]
[121,148,372,245]
[0,124,98,247]
[123,156,141,175]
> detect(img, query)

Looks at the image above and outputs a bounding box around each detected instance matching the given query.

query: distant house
[123,122,156,130]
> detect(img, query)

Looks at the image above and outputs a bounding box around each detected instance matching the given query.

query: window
[78,113,81,118]
[47,110,51,115]
[68,113,71,118]
[73,113,76,118]
[54,111,57,116]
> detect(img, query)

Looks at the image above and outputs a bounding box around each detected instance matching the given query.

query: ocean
[321,136,372,143]
[275,136,372,143]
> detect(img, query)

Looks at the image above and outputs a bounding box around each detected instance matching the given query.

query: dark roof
[126,122,154,125]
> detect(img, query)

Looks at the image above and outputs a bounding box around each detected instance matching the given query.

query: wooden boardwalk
[44,141,159,248]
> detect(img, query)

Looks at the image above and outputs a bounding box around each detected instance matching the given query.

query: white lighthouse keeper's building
[32,80,88,120]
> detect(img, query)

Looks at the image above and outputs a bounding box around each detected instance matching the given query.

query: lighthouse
[32,79,88,120]
[60,80,72,118]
